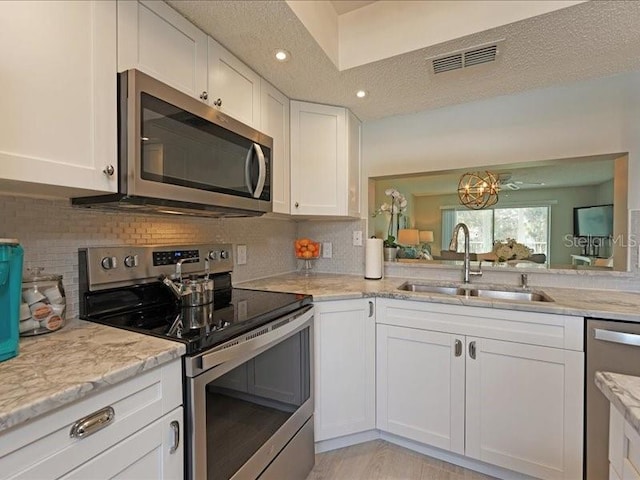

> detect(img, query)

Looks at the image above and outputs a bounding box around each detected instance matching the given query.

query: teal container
[0,239,23,362]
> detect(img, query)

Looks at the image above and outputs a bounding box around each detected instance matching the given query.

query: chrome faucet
[449,222,483,284]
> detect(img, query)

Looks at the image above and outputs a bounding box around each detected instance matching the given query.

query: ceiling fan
[498,173,545,191]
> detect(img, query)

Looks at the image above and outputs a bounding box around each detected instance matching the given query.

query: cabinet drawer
[376,298,583,351]
[1,359,181,479]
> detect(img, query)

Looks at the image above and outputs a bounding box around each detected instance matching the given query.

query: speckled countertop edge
[596,371,640,436]
[0,319,185,433]
[236,273,640,322]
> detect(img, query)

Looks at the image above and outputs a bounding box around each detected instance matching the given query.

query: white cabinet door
[314,299,375,441]
[118,0,208,101]
[208,37,261,128]
[465,337,584,480]
[290,101,347,216]
[63,407,183,480]
[377,324,465,454]
[261,80,290,214]
[0,0,117,194]
[290,101,361,217]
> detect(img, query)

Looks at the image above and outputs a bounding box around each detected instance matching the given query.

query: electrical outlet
[353,231,363,246]
[322,242,332,258]
[236,244,247,265]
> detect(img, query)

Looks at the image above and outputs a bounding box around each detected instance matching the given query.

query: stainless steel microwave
[73,69,272,217]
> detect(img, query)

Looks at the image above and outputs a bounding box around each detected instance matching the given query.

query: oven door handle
[199,307,313,371]
[593,328,640,347]
[244,143,266,199]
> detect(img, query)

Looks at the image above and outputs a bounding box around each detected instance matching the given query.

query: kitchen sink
[397,283,463,295]
[464,288,552,302]
[397,282,553,302]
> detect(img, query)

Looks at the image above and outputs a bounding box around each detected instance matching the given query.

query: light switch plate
[353,231,363,246]
[237,244,247,265]
[322,242,332,258]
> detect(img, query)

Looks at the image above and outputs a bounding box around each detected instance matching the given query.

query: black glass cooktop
[83,286,312,355]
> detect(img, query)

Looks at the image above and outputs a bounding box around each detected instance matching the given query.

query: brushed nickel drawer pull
[70,406,115,439]
[454,339,462,357]
[169,420,180,454]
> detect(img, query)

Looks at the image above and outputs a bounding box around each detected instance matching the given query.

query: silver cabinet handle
[169,420,180,454]
[103,165,115,176]
[454,339,462,357]
[213,98,222,107]
[70,406,115,439]
[244,143,266,198]
[368,301,374,318]
[199,91,208,101]
[469,341,476,359]
[594,328,640,347]
[295,202,299,208]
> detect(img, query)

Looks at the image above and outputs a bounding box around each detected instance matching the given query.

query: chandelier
[457,171,500,209]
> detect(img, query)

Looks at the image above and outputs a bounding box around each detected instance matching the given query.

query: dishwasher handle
[593,328,640,347]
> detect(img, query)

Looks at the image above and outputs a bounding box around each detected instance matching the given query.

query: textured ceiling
[167,1,640,121]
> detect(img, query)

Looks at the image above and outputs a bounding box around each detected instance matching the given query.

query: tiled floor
[307,440,498,480]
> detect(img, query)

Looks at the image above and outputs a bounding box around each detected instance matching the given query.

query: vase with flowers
[372,188,408,261]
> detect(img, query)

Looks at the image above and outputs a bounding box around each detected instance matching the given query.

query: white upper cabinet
[117,0,208,101]
[290,101,361,217]
[0,0,117,194]
[260,80,290,215]
[208,37,261,128]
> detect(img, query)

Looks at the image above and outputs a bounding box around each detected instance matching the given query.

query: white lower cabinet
[465,337,583,480]
[608,405,640,480]
[64,407,183,480]
[376,299,584,480]
[314,299,376,442]
[376,325,464,454]
[0,359,183,479]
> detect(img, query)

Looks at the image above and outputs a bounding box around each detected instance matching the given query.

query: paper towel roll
[365,238,384,280]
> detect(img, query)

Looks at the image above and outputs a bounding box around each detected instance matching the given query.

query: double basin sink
[398,282,553,302]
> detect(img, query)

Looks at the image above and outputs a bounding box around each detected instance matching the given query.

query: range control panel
[80,244,234,291]
[152,249,200,266]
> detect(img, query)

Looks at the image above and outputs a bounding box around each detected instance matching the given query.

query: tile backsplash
[0,194,299,317]
[3,193,639,322]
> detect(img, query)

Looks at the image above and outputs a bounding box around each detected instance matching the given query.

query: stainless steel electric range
[79,244,315,480]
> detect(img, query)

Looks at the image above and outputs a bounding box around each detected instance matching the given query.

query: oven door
[121,69,272,213]
[186,306,314,480]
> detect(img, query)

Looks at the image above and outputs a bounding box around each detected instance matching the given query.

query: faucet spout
[449,222,482,283]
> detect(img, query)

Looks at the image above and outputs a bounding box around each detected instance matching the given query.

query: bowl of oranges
[294,238,320,259]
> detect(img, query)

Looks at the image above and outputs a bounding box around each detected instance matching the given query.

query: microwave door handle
[244,143,266,199]
[244,146,255,196]
[253,144,266,198]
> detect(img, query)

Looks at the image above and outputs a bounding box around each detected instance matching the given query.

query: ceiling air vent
[429,41,502,75]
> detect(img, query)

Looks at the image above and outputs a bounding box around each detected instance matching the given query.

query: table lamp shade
[398,229,420,245]
[419,230,434,243]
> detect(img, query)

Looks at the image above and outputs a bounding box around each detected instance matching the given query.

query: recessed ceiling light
[274,49,290,62]
[356,90,367,98]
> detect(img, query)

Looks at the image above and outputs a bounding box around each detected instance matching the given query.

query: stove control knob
[220,250,229,260]
[101,256,118,270]
[124,255,138,268]
[208,250,219,261]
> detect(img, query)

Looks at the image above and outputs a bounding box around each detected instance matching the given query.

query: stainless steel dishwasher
[585,318,640,480]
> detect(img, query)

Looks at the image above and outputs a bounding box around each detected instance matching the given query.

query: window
[442,206,550,258]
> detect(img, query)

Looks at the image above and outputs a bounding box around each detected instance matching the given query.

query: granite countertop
[237,272,640,322]
[596,371,640,436]
[0,319,185,433]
